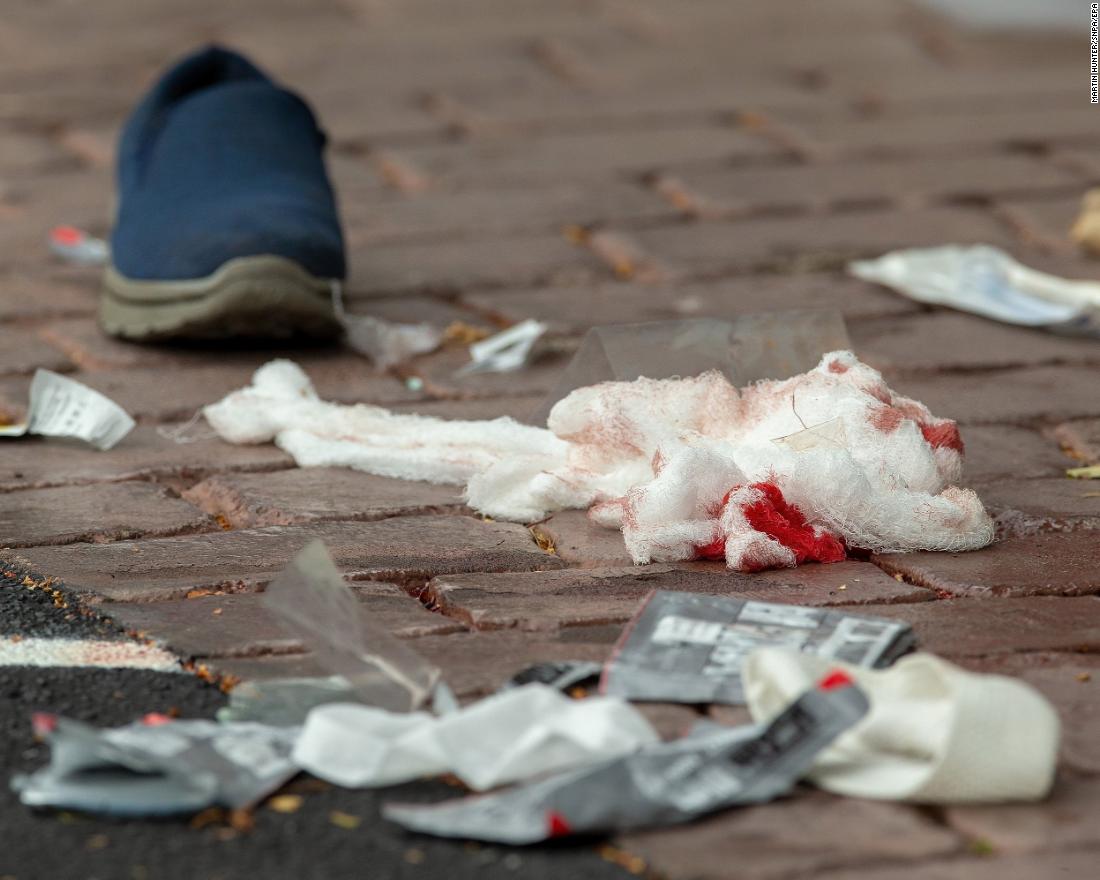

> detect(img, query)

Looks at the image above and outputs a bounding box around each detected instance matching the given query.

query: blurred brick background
[2,1,1099,877]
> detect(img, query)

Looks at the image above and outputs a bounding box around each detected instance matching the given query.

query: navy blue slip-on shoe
[101,45,345,340]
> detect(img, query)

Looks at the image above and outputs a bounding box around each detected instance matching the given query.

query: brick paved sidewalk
[2,1,1099,876]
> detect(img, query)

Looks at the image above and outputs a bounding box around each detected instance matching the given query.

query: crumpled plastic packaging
[12,714,299,816]
[743,648,1061,803]
[850,245,1100,336]
[330,281,443,368]
[601,590,914,705]
[204,350,993,571]
[382,671,869,843]
[292,683,659,792]
[218,672,458,727]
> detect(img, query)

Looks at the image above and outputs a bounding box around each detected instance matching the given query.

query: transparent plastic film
[529,311,850,425]
[262,540,441,712]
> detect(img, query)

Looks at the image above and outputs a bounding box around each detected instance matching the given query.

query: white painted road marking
[0,637,181,671]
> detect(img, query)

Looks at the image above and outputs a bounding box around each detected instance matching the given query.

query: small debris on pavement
[1071,187,1100,255]
[0,369,134,450]
[189,807,225,830]
[442,321,492,346]
[48,225,109,265]
[330,281,443,368]
[328,810,361,830]
[266,794,303,814]
[501,660,603,692]
[456,318,548,375]
[1066,464,1100,479]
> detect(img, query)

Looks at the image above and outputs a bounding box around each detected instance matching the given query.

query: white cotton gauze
[753,444,993,553]
[615,445,746,564]
[743,649,1060,804]
[204,359,566,488]
[203,359,325,444]
[737,351,962,491]
[547,370,741,472]
[204,351,995,569]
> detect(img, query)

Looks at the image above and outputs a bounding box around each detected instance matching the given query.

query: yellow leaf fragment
[1066,465,1100,479]
[267,794,303,814]
[329,810,361,830]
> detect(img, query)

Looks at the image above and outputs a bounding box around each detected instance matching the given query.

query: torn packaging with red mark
[382,673,869,844]
[48,225,109,265]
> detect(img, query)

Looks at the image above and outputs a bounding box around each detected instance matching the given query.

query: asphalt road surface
[0,572,633,880]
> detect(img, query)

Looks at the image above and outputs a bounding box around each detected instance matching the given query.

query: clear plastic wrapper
[216,675,359,726]
[850,245,1100,336]
[330,281,442,368]
[263,540,442,712]
[530,312,850,425]
[293,683,659,792]
[601,590,914,705]
[382,671,869,843]
[12,714,298,816]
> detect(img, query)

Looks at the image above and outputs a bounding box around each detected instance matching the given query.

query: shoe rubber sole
[100,254,341,341]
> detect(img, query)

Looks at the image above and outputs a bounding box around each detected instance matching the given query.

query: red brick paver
[1,1,1098,876]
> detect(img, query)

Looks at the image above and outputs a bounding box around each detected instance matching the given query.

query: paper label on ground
[601,591,915,705]
[651,615,725,646]
[7,370,136,450]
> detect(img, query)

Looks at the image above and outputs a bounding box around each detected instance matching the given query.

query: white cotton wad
[202,359,568,491]
[743,649,1060,804]
[204,351,995,572]
[292,684,659,791]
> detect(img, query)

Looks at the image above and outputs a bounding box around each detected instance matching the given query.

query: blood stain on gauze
[734,483,846,569]
[205,351,994,573]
